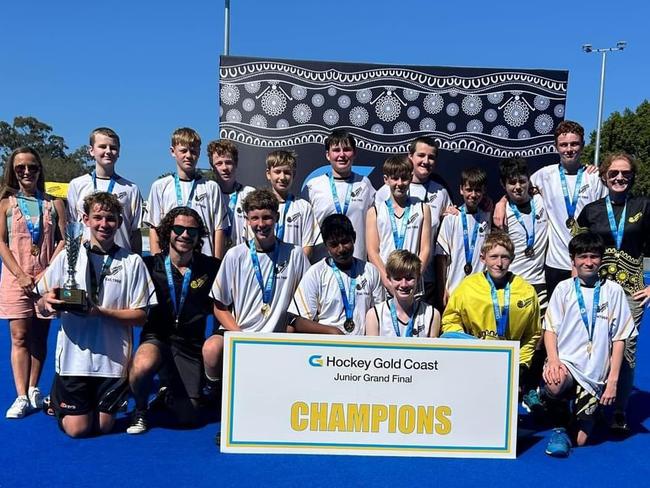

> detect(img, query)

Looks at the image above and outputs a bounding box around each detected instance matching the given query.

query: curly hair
[156,206,206,254]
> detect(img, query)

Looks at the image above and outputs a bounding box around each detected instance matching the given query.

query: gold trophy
[55,222,88,312]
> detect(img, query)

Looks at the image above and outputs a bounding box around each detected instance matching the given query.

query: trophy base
[54,288,88,313]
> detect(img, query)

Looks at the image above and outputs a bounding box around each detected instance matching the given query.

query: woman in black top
[577,152,650,432]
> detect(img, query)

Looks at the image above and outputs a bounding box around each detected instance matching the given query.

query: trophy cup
[55,222,88,312]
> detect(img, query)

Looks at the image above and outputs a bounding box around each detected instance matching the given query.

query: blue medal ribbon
[275,194,294,242]
[174,173,198,207]
[329,259,356,322]
[574,278,601,347]
[328,173,352,216]
[460,205,480,269]
[509,198,536,251]
[389,299,415,337]
[226,183,242,238]
[385,199,412,250]
[92,171,117,194]
[164,255,193,324]
[249,239,280,306]
[558,165,584,221]
[17,191,43,247]
[605,195,627,250]
[485,273,511,338]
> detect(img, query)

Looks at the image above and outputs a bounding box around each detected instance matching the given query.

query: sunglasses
[171,225,200,238]
[607,170,633,180]
[15,164,40,174]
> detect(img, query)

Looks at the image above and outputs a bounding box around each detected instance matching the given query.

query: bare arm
[493,196,508,229]
[365,308,379,336]
[601,340,625,405]
[302,245,313,261]
[0,199,34,294]
[293,317,343,335]
[148,227,161,255]
[213,229,226,259]
[429,308,441,338]
[365,207,389,289]
[214,300,241,331]
[418,205,431,270]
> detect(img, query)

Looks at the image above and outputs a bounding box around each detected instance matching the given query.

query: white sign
[220,333,519,459]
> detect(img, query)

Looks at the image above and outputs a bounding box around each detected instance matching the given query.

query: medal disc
[31,244,40,256]
[463,263,472,275]
[261,303,271,318]
[565,217,575,229]
[524,246,534,258]
[343,319,355,333]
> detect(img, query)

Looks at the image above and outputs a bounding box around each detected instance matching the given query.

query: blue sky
[1,0,648,194]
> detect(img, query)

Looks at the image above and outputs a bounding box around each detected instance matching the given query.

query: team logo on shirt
[286,212,301,224]
[407,213,419,225]
[356,277,368,291]
[195,193,207,202]
[351,187,363,199]
[275,260,289,277]
[106,265,122,276]
[191,274,209,289]
[628,212,642,223]
[517,297,535,309]
[578,184,589,196]
[478,222,489,234]
[117,191,127,200]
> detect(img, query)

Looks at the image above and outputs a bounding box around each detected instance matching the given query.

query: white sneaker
[28,387,44,410]
[6,396,30,419]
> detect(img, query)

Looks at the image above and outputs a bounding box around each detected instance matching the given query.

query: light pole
[224,0,231,55]
[582,41,627,165]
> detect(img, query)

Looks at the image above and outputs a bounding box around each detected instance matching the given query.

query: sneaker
[202,379,222,405]
[522,389,545,414]
[126,409,148,435]
[42,395,55,416]
[28,387,44,410]
[545,427,571,458]
[610,410,631,435]
[148,386,170,412]
[6,396,31,419]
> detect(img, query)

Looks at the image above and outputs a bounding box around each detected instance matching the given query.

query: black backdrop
[218,55,568,202]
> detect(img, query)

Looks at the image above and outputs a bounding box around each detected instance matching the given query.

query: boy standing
[288,214,384,336]
[206,139,255,248]
[435,167,491,306]
[265,150,318,259]
[542,232,635,457]
[441,232,540,377]
[35,192,156,437]
[67,127,144,253]
[302,129,375,260]
[146,128,229,258]
[366,156,431,290]
[202,189,310,388]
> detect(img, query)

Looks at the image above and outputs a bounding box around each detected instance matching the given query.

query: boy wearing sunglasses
[127,207,220,434]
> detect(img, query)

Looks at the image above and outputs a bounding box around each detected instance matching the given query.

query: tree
[0,116,92,182]
[582,100,650,196]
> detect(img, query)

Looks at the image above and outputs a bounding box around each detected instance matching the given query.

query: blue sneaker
[522,389,545,414]
[545,428,571,457]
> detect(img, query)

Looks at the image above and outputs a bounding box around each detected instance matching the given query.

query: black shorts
[544,373,600,432]
[50,374,128,420]
[140,336,203,400]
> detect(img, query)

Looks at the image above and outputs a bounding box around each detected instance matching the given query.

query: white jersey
[372,298,436,338]
[35,246,157,378]
[211,240,310,333]
[543,278,636,397]
[375,198,426,263]
[224,183,255,248]
[302,173,375,260]
[276,196,319,249]
[375,180,451,235]
[67,173,144,252]
[145,175,229,256]
[288,257,385,335]
[505,194,548,285]
[531,165,606,270]
[435,209,490,294]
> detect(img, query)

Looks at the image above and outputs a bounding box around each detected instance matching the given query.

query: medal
[565,217,575,229]
[486,273,511,340]
[344,319,355,333]
[587,341,592,357]
[31,244,40,256]
[464,263,472,275]
[558,165,584,230]
[261,303,271,318]
[461,206,480,278]
[509,199,536,258]
[17,191,44,255]
[524,246,534,258]
[574,278,601,361]
[249,240,280,321]
[165,255,193,326]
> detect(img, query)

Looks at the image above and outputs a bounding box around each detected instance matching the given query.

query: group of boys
[23,121,639,459]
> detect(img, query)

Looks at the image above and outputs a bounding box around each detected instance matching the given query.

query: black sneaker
[126,409,148,435]
[610,410,631,436]
[202,379,222,406]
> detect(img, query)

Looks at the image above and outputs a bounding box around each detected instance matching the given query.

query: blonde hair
[385,250,421,280]
[481,231,515,258]
[265,150,297,171]
[171,127,201,148]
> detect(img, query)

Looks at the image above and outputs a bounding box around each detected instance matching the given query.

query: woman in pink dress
[0,147,66,418]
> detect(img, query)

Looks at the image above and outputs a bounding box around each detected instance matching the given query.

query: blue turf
[2,311,650,487]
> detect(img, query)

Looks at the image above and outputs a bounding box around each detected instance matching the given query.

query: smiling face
[388,273,418,301]
[326,142,355,178]
[170,214,200,255]
[409,142,436,183]
[83,203,121,247]
[246,207,278,248]
[604,158,634,198]
[89,134,120,173]
[266,165,294,198]
[12,152,41,193]
[555,132,583,168]
[481,244,513,282]
[384,173,412,201]
[573,251,602,282]
[503,175,530,205]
